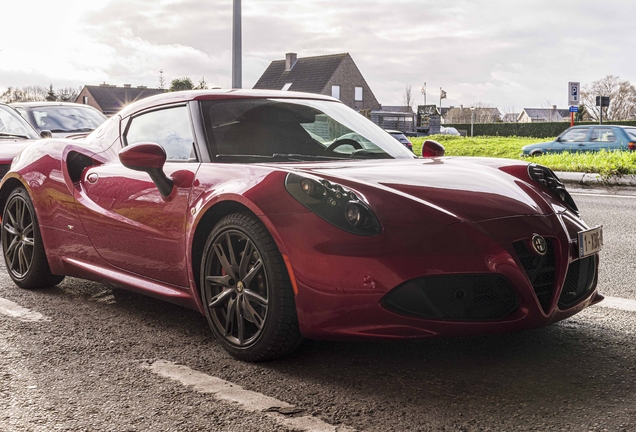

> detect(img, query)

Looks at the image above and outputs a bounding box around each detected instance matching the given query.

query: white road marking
[145,360,356,432]
[571,192,636,199]
[597,296,636,312]
[0,297,46,322]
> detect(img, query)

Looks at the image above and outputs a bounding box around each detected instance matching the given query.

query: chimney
[123,84,132,88]
[552,105,557,110]
[285,53,297,71]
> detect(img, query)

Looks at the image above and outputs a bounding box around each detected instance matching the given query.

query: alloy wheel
[3,194,35,279]
[202,229,270,347]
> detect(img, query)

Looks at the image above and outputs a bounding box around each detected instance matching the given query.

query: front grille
[513,239,555,313]
[558,256,597,308]
[382,274,518,321]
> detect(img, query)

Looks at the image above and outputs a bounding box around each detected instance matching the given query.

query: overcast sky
[1,0,635,112]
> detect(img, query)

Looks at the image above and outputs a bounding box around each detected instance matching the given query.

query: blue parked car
[522,125,636,156]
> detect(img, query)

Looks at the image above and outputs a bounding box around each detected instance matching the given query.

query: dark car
[11,101,107,139]
[522,125,636,156]
[0,103,42,178]
[0,89,603,361]
[385,129,413,151]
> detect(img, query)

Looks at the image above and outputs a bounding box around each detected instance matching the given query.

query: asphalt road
[1,190,635,432]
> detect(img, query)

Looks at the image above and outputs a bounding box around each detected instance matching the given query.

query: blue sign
[569,106,578,113]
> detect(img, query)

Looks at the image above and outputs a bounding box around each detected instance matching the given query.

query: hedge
[443,120,636,138]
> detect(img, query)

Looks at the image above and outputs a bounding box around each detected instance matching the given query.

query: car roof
[568,124,633,129]
[10,101,98,109]
[118,89,340,118]
[384,129,404,134]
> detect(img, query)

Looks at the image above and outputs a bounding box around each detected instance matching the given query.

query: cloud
[2,0,636,109]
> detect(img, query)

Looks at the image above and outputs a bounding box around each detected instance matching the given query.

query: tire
[2,187,65,288]
[200,213,302,361]
[529,150,543,156]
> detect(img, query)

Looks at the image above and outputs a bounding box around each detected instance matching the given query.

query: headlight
[285,173,382,235]
[528,164,579,213]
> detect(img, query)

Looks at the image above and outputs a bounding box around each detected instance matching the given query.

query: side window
[125,105,196,161]
[590,128,616,142]
[561,128,589,142]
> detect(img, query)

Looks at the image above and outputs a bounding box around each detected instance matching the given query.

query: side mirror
[119,142,174,197]
[421,140,445,157]
[555,136,562,142]
[40,130,53,139]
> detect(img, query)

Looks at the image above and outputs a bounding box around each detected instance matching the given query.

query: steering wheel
[323,138,363,154]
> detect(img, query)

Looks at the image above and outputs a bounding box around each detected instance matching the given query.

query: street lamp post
[232,0,242,89]
[470,105,476,137]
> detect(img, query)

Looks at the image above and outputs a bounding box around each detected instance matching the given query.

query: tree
[169,77,194,92]
[443,102,500,123]
[403,84,414,111]
[0,86,48,103]
[581,75,636,121]
[56,86,80,102]
[45,84,56,101]
[195,76,208,90]
[158,69,166,90]
[575,104,588,122]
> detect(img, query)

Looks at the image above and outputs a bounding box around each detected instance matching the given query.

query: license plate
[578,226,603,258]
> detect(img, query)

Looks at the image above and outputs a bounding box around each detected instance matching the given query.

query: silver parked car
[10,102,107,139]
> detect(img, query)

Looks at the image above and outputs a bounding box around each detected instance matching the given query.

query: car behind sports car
[0,103,43,178]
[522,125,636,155]
[0,90,603,361]
[11,101,107,139]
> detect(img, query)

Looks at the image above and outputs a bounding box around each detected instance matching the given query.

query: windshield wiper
[215,153,349,162]
[52,128,93,133]
[0,132,30,139]
[273,153,350,161]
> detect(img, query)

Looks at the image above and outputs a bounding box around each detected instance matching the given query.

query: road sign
[568,82,580,106]
[595,96,610,107]
[569,106,578,113]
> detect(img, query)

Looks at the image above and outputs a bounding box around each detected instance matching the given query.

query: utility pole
[232,0,242,89]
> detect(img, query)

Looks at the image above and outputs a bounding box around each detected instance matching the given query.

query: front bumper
[267,209,600,340]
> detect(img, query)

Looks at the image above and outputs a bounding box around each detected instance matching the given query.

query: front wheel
[2,187,65,288]
[200,213,302,361]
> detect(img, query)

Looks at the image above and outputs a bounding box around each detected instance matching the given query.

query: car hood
[288,158,551,224]
[522,141,555,150]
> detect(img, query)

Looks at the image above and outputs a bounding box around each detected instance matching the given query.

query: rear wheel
[2,187,65,288]
[200,213,302,361]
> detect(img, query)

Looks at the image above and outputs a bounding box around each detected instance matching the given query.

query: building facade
[253,53,380,111]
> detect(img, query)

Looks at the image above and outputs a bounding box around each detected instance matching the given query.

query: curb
[556,171,636,187]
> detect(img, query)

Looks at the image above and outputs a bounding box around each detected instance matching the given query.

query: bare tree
[581,75,636,121]
[501,105,518,122]
[158,69,166,90]
[57,86,81,102]
[195,76,208,90]
[1,86,48,103]
[444,102,500,123]
[403,85,414,112]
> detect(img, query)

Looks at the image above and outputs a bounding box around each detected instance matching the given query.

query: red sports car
[0,90,603,361]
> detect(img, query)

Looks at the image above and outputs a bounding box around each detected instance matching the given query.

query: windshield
[201,98,415,162]
[0,105,39,139]
[28,105,107,133]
